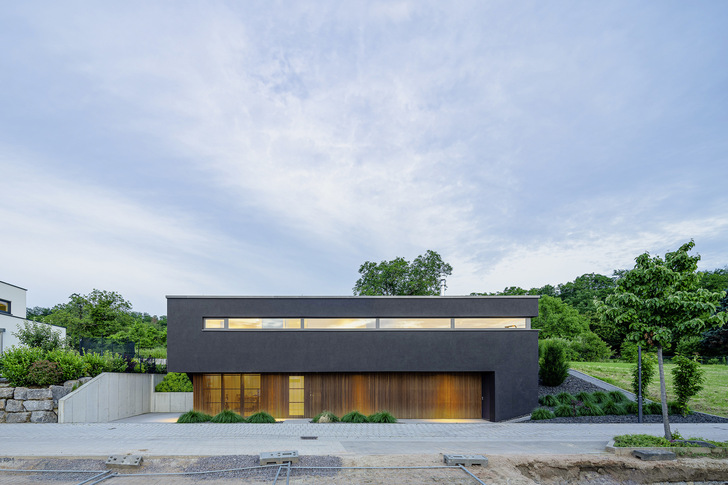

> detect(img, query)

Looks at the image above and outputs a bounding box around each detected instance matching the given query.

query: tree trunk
[657,345,672,440]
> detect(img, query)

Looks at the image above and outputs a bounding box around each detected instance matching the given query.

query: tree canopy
[353,250,453,296]
[598,241,727,439]
[530,295,591,339]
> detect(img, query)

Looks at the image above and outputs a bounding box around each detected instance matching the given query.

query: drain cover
[300,436,318,440]
[106,455,143,468]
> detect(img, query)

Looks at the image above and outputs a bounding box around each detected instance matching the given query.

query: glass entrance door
[243,374,261,416]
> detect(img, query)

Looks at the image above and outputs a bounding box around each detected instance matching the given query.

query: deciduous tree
[353,250,453,296]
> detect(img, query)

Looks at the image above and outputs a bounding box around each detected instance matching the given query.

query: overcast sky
[2,1,726,316]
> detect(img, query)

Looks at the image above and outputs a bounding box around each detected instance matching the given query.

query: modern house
[0,280,66,354]
[166,295,539,421]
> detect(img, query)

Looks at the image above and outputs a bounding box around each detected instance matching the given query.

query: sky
[1,1,727,316]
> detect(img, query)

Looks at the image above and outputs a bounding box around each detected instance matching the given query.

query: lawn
[570,361,728,418]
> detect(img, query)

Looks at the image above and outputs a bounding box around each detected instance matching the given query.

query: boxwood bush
[155,373,193,392]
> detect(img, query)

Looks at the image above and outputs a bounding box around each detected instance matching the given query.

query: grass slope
[570,361,728,418]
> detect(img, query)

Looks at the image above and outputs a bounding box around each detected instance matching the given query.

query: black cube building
[166,295,539,421]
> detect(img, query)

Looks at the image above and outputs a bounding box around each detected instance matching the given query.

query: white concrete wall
[58,373,193,423]
[0,281,66,354]
[152,392,194,412]
[58,373,164,423]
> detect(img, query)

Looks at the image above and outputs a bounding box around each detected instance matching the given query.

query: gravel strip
[532,374,728,424]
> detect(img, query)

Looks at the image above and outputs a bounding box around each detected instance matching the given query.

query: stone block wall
[0,378,90,423]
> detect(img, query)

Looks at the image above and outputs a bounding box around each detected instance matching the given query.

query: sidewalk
[1,421,726,457]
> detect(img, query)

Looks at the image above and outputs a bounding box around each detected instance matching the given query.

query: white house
[0,281,66,354]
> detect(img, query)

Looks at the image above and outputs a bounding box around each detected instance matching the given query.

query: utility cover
[260,451,300,465]
[106,455,143,468]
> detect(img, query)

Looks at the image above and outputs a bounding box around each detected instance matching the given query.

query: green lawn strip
[570,361,728,418]
[613,434,728,448]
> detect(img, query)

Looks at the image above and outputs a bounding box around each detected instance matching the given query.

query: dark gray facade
[167,296,540,421]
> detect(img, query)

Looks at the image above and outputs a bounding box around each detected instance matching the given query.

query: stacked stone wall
[0,379,90,423]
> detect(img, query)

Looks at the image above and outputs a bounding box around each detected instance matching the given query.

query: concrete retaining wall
[151,391,193,413]
[58,373,166,423]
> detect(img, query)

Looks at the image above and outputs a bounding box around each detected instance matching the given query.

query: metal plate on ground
[260,450,300,465]
[444,454,488,466]
[106,455,143,468]
[632,449,676,461]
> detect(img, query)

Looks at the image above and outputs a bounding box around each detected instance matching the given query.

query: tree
[12,320,64,352]
[531,296,590,339]
[353,250,453,296]
[598,241,727,439]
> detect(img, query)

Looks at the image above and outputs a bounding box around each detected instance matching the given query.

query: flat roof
[0,280,27,291]
[166,295,541,299]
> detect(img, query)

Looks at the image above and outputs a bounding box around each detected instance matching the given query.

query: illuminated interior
[204,317,528,330]
[0,299,8,313]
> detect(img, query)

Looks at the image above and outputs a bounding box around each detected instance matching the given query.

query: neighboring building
[0,281,66,354]
[167,295,539,421]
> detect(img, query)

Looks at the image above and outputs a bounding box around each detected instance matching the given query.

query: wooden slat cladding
[194,373,483,419]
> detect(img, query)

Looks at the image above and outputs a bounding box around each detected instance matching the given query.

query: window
[454,318,527,329]
[379,318,451,329]
[0,299,9,314]
[204,318,302,329]
[289,376,304,416]
[304,318,376,329]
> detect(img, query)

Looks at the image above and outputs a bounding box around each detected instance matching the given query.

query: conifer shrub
[341,410,369,423]
[210,410,246,423]
[177,410,213,423]
[556,392,576,405]
[312,411,340,423]
[672,355,705,416]
[631,352,656,403]
[27,359,65,387]
[531,408,556,420]
[368,411,397,423]
[246,411,276,423]
[539,340,570,386]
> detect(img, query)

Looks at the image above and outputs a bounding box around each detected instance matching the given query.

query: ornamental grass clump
[556,392,576,405]
[608,391,627,403]
[645,402,662,415]
[575,392,596,404]
[539,394,559,407]
[531,408,555,420]
[554,404,574,418]
[210,410,246,423]
[578,402,604,417]
[177,410,213,423]
[591,391,608,404]
[341,410,369,423]
[601,400,627,416]
[368,411,397,423]
[312,411,340,423]
[246,411,276,423]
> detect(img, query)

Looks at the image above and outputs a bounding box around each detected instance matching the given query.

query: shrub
[531,408,555,420]
[246,411,276,423]
[12,320,64,352]
[614,434,671,447]
[624,401,638,414]
[569,332,612,362]
[312,411,340,423]
[210,410,246,423]
[575,392,595,404]
[136,347,167,359]
[590,391,608,403]
[578,402,604,416]
[101,351,128,373]
[341,410,369,423]
[608,391,627,403]
[539,394,559,407]
[631,352,656,404]
[668,401,689,416]
[155,373,193,392]
[45,349,85,381]
[556,392,576,405]
[672,355,705,416]
[82,352,108,378]
[368,411,397,423]
[177,410,212,423]
[620,341,639,362]
[554,404,574,418]
[0,346,45,386]
[675,335,703,357]
[601,400,626,416]
[27,359,64,387]
[539,340,570,386]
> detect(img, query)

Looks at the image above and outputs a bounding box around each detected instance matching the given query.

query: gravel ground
[532,374,728,424]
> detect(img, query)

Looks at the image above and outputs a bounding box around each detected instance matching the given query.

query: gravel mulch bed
[530,374,728,424]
